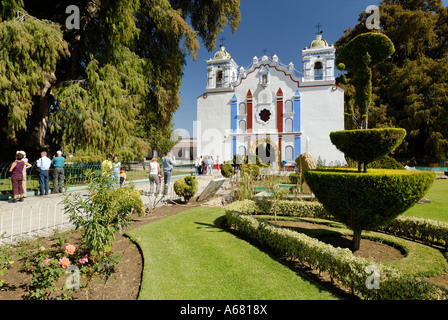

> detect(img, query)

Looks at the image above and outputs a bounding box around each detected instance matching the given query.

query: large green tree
[0,0,240,161]
[335,0,448,160]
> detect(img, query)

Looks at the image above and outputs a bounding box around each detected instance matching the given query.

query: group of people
[101,155,126,189]
[8,150,66,203]
[194,155,220,176]
[147,151,176,196]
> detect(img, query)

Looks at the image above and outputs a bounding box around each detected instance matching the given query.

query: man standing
[36,151,51,196]
[161,151,175,196]
[51,151,65,193]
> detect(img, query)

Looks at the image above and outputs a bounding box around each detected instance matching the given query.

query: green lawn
[126,206,339,300]
[404,179,448,222]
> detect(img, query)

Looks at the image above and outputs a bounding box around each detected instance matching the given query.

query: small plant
[173,176,198,202]
[62,171,142,257]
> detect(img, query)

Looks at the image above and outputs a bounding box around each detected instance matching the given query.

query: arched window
[238,146,247,156]
[285,100,293,113]
[285,118,293,133]
[239,103,246,114]
[285,146,294,161]
[239,120,246,133]
[262,74,268,85]
[216,70,223,87]
[314,61,323,80]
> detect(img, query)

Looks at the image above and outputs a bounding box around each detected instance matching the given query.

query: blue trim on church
[231,94,238,155]
[293,90,301,160]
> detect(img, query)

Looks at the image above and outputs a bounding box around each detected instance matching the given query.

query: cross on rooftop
[315,22,323,35]
[219,36,226,46]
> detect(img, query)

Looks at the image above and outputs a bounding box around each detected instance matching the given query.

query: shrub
[289,173,299,184]
[330,128,406,172]
[63,173,140,256]
[225,199,330,219]
[304,168,436,251]
[221,163,235,178]
[241,164,260,179]
[378,216,448,249]
[374,156,405,170]
[173,176,198,202]
[225,211,448,300]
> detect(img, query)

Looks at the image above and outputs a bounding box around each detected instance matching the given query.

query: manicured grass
[404,179,448,222]
[126,206,339,300]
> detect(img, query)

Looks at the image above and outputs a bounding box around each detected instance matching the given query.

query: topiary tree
[336,32,395,129]
[330,128,406,172]
[173,176,198,202]
[304,168,435,251]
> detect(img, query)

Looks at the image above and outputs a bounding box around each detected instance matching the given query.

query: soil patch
[0,200,201,300]
[271,220,404,263]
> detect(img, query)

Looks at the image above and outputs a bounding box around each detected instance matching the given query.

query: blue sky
[173,0,448,138]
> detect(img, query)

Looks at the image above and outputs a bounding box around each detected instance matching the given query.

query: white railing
[0,182,180,246]
[0,201,74,245]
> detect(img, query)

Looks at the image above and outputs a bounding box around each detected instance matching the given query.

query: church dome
[214,46,231,59]
[309,35,329,48]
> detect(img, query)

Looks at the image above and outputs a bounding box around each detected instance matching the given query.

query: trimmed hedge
[289,173,299,184]
[225,210,448,300]
[227,199,448,250]
[173,176,198,202]
[329,128,406,168]
[378,216,448,250]
[225,199,331,219]
[304,169,435,243]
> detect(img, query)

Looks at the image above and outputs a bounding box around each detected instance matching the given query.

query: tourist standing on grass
[36,151,51,196]
[112,156,121,189]
[149,157,161,196]
[51,151,65,193]
[162,151,175,195]
[9,152,31,202]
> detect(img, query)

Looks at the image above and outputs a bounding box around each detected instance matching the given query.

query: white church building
[196,34,346,168]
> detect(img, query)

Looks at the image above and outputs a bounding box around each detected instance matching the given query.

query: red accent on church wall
[277,88,283,160]
[247,89,253,133]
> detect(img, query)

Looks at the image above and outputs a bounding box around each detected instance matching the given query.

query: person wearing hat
[51,151,65,193]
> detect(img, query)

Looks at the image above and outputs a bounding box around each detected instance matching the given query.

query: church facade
[196,34,346,167]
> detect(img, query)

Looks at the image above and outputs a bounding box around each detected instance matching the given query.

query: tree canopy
[335,0,448,160]
[0,0,241,161]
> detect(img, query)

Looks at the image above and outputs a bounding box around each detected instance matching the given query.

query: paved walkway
[0,173,226,245]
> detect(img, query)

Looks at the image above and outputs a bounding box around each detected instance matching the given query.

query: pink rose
[58,257,71,269]
[65,244,76,255]
[43,258,51,266]
[78,255,88,265]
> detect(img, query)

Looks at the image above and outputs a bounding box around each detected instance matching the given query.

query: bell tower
[206,46,239,91]
[301,34,336,83]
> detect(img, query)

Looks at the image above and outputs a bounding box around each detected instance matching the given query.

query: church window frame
[285,118,293,133]
[314,61,324,80]
[238,120,246,133]
[285,146,294,162]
